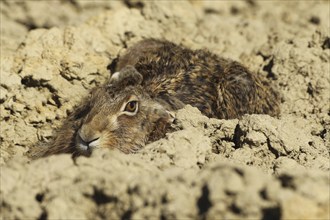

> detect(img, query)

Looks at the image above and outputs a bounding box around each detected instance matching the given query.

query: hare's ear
[108,65,143,89]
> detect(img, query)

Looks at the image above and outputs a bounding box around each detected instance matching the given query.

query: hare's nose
[81,135,100,147]
[76,129,101,151]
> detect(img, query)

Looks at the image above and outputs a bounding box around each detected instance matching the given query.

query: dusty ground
[1,0,329,219]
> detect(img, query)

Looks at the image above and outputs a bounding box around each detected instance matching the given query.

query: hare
[28,39,280,158]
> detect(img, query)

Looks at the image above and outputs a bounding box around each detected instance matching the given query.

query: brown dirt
[1,1,329,219]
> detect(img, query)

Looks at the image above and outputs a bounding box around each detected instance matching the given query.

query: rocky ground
[1,1,329,219]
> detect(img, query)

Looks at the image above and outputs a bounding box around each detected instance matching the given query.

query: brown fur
[117,39,280,118]
[28,39,280,159]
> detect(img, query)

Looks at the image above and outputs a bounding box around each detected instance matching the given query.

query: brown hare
[29,39,280,158]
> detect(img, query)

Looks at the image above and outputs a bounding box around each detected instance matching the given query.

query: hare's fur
[28,39,280,158]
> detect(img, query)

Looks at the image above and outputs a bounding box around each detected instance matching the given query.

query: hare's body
[29,39,280,158]
[117,39,279,119]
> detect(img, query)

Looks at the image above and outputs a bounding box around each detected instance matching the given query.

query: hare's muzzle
[76,129,101,151]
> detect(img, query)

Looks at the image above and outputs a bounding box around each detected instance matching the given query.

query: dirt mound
[1,1,329,219]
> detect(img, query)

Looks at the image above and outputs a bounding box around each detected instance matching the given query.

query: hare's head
[73,66,173,155]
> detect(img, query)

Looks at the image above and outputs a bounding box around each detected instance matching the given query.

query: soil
[1,1,329,219]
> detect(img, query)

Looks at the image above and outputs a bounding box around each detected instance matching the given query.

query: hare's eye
[124,101,138,113]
